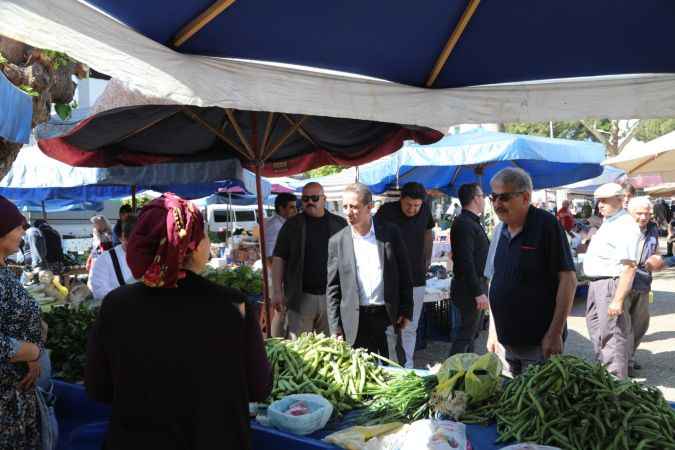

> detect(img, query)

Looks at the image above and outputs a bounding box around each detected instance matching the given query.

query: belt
[359,304,386,311]
[587,276,618,282]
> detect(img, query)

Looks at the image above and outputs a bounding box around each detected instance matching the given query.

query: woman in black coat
[85,193,272,450]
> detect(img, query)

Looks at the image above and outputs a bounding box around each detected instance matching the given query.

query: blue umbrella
[359,129,605,195]
[69,1,675,89]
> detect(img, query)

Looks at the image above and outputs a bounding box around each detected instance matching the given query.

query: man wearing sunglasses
[272,182,346,338]
[485,168,577,376]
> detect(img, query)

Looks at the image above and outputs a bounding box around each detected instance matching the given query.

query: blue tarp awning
[0,71,32,144]
[0,144,271,202]
[359,129,606,196]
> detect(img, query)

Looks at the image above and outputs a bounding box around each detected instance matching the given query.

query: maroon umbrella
[38,104,442,332]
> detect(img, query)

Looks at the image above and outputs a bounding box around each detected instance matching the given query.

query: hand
[486,333,498,353]
[396,315,411,330]
[645,255,665,272]
[474,294,489,310]
[235,302,246,318]
[271,292,286,312]
[541,330,563,358]
[608,300,624,317]
[18,360,41,391]
[334,326,344,339]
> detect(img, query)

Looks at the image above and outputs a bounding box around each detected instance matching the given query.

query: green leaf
[0,52,7,65]
[19,85,39,97]
[54,103,72,120]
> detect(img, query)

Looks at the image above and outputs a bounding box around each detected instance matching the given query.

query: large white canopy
[604,131,675,182]
[2,0,675,131]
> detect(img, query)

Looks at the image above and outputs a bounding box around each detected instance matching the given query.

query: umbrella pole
[41,201,47,220]
[131,185,137,211]
[254,161,272,337]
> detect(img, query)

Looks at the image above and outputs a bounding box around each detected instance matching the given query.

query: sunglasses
[490,191,524,203]
[301,195,322,203]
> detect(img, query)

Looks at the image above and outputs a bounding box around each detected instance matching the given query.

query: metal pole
[131,185,137,211]
[255,161,271,337]
[41,201,47,220]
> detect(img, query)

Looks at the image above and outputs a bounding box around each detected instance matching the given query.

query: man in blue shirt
[486,168,577,376]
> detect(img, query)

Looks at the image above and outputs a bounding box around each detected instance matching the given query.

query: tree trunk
[0,35,87,180]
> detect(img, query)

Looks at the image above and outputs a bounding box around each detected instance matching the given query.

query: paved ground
[414,269,675,401]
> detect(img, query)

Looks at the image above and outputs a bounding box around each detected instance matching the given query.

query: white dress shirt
[583,209,642,278]
[264,214,286,257]
[88,245,136,301]
[351,221,385,306]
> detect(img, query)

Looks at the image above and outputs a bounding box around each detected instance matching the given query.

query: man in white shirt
[264,193,297,337]
[88,216,137,302]
[326,183,412,356]
[583,183,642,379]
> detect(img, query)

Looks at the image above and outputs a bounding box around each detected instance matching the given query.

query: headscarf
[0,195,26,238]
[126,193,205,288]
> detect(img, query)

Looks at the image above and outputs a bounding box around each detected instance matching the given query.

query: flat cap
[594,182,624,199]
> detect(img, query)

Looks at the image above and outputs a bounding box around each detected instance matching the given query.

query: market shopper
[448,183,489,355]
[326,183,413,356]
[272,182,346,338]
[111,204,133,246]
[23,219,47,269]
[85,193,271,450]
[88,216,138,302]
[583,183,642,379]
[0,195,45,450]
[556,199,575,232]
[375,182,433,368]
[35,219,65,273]
[622,181,637,209]
[485,168,577,376]
[626,196,659,375]
[264,193,297,338]
[88,215,114,270]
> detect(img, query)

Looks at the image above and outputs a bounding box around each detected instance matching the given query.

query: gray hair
[344,182,373,206]
[490,167,533,193]
[627,196,653,212]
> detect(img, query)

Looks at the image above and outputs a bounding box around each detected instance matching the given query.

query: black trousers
[448,281,487,356]
[354,306,390,357]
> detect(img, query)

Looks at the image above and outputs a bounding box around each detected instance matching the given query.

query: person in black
[272,182,347,338]
[448,183,489,355]
[35,219,64,274]
[486,168,577,375]
[375,182,433,368]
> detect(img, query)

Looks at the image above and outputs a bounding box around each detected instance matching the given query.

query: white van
[205,204,274,233]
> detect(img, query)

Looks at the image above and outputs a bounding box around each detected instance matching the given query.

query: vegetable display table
[52,380,506,450]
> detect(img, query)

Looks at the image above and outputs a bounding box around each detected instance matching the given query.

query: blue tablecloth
[52,380,506,450]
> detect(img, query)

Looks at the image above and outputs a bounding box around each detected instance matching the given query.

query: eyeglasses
[301,195,322,203]
[490,191,524,203]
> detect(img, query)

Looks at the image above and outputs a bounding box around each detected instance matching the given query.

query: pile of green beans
[494,355,675,450]
[265,333,393,415]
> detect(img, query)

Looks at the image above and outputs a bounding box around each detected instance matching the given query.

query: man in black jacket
[272,182,347,338]
[449,183,489,354]
[326,183,413,356]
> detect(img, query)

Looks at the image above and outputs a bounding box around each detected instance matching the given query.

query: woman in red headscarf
[85,193,271,450]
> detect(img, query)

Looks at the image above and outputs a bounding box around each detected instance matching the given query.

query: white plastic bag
[267,394,333,435]
[364,419,470,450]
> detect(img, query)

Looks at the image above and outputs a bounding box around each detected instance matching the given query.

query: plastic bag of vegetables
[431,353,502,418]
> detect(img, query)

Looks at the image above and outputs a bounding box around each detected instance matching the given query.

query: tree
[304,164,342,178]
[0,35,88,180]
[504,119,641,156]
[634,118,675,142]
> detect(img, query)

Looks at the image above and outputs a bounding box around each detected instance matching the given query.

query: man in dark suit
[449,183,489,355]
[326,183,413,356]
